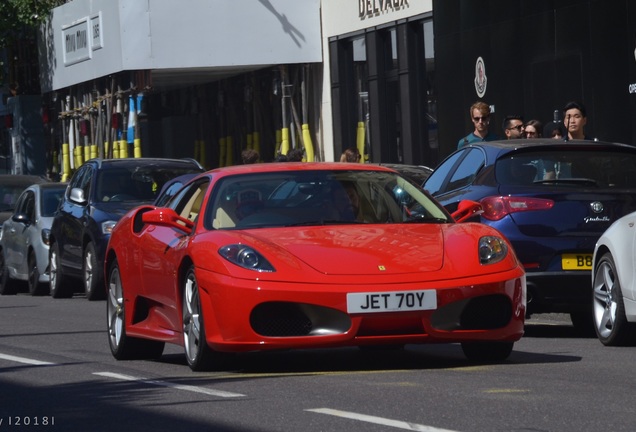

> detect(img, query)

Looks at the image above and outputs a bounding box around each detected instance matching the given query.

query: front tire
[0,249,17,295]
[182,265,221,371]
[28,249,48,296]
[461,341,514,362]
[107,259,164,360]
[592,253,636,346]
[84,242,105,301]
[50,242,72,299]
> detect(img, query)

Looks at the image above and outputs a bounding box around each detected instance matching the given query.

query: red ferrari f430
[105,163,525,371]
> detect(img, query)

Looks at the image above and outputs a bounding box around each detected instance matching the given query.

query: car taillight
[480,196,554,221]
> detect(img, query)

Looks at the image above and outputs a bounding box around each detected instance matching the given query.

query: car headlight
[102,220,117,235]
[41,228,51,246]
[478,236,508,265]
[218,244,275,272]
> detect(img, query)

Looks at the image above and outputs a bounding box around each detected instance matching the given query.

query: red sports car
[105,162,526,371]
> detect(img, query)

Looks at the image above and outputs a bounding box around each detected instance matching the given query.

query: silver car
[0,182,67,295]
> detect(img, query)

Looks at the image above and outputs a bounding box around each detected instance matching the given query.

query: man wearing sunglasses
[502,115,525,139]
[457,101,499,149]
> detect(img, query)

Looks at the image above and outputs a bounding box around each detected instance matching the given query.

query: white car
[0,182,67,296]
[592,212,636,345]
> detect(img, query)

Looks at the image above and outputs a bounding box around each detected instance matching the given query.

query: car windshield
[206,170,451,230]
[96,165,200,203]
[495,150,636,188]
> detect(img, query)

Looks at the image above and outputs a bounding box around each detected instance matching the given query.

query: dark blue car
[423,139,636,332]
[49,158,204,300]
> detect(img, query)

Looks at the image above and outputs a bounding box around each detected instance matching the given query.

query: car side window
[22,191,35,220]
[68,165,92,199]
[424,151,464,195]
[445,149,485,192]
[171,179,210,223]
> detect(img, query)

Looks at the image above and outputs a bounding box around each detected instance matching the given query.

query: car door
[3,190,32,273]
[424,147,488,213]
[13,189,36,276]
[137,179,210,331]
[58,165,94,272]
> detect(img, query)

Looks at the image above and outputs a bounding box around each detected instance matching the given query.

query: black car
[423,139,636,332]
[49,158,204,300]
[377,163,433,185]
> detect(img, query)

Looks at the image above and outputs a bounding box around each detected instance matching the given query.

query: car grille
[250,302,350,337]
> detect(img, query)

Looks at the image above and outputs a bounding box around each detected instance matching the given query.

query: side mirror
[69,187,87,205]
[11,212,31,226]
[142,207,194,231]
[451,200,483,223]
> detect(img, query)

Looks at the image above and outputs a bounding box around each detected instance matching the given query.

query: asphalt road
[0,294,634,432]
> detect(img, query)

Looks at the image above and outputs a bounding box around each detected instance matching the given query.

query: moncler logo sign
[475,57,487,98]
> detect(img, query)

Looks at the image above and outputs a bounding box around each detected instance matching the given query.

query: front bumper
[196,268,526,352]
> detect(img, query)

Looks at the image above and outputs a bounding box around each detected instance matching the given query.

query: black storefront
[434,0,636,159]
[330,1,636,170]
[329,12,438,167]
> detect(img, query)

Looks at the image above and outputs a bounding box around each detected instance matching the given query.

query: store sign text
[62,18,91,66]
[62,13,102,66]
[359,0,409,19]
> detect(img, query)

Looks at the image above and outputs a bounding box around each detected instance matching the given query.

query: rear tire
[107,258,164,360]
[28,249,48,296]
[592,253,636,346]
[461,341,514,362]
[84,242,105,301]
[50,242,72,299]
[0,249,17,295]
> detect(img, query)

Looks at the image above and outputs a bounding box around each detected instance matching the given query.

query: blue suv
[49,158,204,300]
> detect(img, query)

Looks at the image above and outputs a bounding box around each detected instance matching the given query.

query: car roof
[0,175,49,186]
[31,182,68,190]
[203,162,398,178]
[85,157,204,170]
[466,138,635,152]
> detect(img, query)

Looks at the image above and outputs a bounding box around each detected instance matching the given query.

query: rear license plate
[561,254,593,270]
[347,290,437,314]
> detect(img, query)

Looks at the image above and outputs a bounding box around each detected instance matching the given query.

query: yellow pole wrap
[113,141,119,159]
[356,121,365,163]
[281,127,290,155]
[246,133,253,150]
[90,145,98,159]
[275,129,282,156]
[84,145,90,162]
[219,137,226,167]
[61,143,71,182]
[134,139,142,158]
[74,147,81,167]
[120,140,129,158]
[302,124,314,162]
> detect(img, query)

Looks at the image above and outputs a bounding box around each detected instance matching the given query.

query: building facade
[31,0,636,178]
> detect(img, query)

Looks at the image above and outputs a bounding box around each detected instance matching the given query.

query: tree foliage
[0,0,67,48]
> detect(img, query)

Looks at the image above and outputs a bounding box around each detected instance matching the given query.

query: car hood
[234,224,445,275]
[92,201,152,219]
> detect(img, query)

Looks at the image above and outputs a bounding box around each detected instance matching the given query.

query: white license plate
[346,290,437,314]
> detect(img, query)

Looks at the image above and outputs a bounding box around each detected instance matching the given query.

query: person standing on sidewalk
[457,101,499,149]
